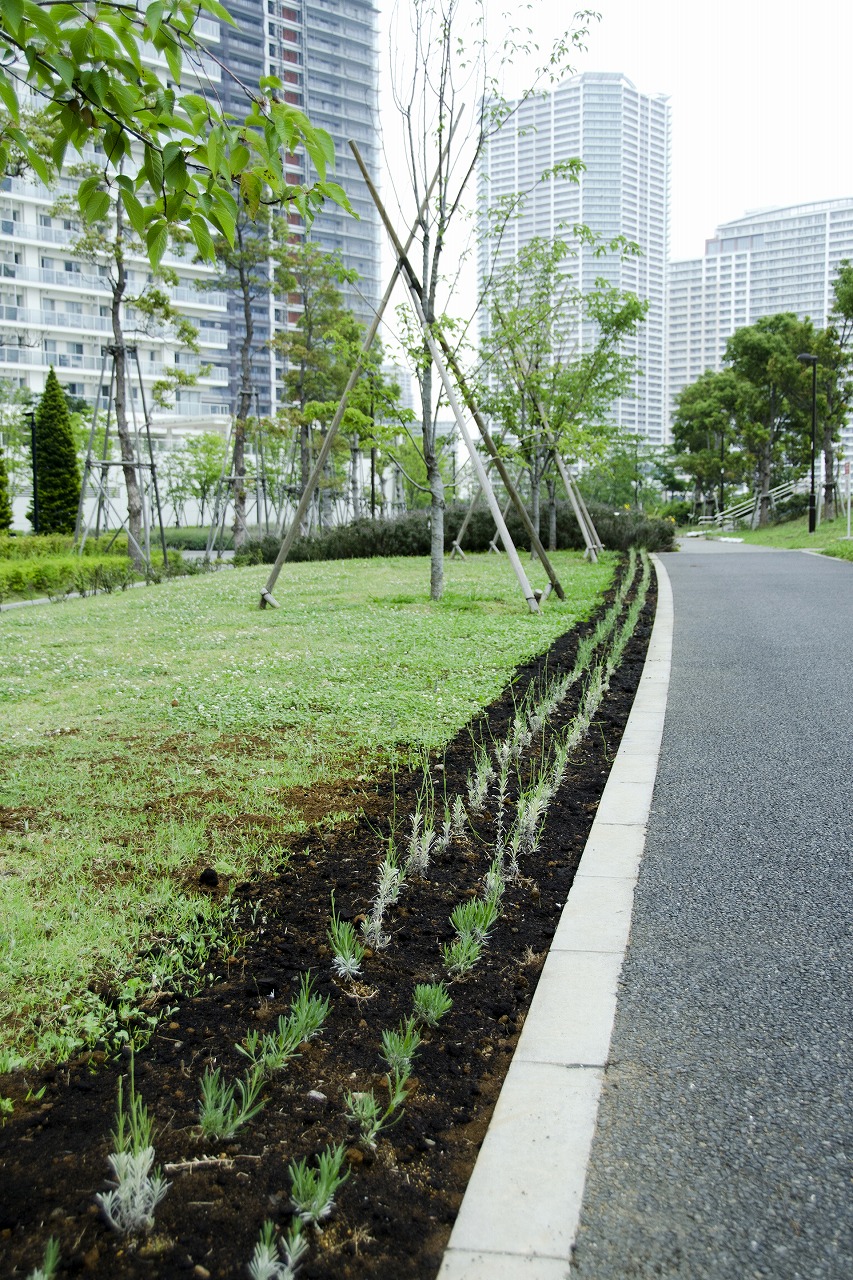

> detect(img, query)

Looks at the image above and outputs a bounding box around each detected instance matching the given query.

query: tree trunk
[529,448,543,559]
[756,389,775,527]
[319,427,333,529]
[350,434,361,519]
[546,476,557,550]
[110,206,144,568]
[822,423,837,522]
[232,242,253,550]
[420,362,444,599]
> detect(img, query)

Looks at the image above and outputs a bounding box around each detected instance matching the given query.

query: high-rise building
[222,0,381,416]
[667,199,853,436]
[478,72,671,445]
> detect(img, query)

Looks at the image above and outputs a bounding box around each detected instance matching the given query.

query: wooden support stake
[259,122,462,607]
[349,143,540,615]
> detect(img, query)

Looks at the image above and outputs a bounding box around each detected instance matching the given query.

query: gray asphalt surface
[571,543,853,1280]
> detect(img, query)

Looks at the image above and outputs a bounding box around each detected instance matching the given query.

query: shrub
[0,449,12,533]
[29,368,81,534]
[234,499,676,565]
[771,493,810,523]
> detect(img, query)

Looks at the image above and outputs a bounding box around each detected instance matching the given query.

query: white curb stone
[437,554,674,1280]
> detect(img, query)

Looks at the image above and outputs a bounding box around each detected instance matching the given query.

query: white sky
[375,0,853,264]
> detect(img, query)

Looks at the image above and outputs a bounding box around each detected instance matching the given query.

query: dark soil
[0,569,656,1280]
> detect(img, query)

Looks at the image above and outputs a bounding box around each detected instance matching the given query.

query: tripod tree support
[349,142,555,614]
[259,121,462,608]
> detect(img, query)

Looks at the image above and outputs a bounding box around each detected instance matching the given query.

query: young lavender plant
[405,809,435,876]
[412,982,453,1027]
[248,1220,309,1280]
[450,895,501,943]
[238,974,329,1074]
[289,1144,349,1225]
[442,931,483,976]
[327,892,365,980]
[95,1067,169,1236]
[198,1064,265,1139]
[25,1238,60,1280]
[361,850,403,950]
[346,1068,410,1149]
[466,742,495,813]
[380,1016,422,1076]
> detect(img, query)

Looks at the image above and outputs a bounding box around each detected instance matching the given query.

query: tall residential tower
[478,72,671,444]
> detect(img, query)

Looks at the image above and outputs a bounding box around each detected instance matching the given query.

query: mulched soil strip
[0,567,655,1280]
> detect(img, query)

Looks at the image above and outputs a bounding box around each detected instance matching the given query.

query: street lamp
[28,408,39,535]
[797,353,817,533]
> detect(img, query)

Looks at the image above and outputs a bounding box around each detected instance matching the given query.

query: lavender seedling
[346,1068,409,1149]
[450,794,467,838]
[482,855,506,902]
[26,1238,60,1280]
[442,932,483,976]
[466,742,494,813]
[198,1065,265,1139]
[361,852,403,950]
[238,974,329,1074]
[289,1143,349,1225]
[413,981,453,1027]
[450,894,501,943]
[95,1068,169,1236]
[380,1016,422,1075]
[327,893,365,980]
[248,1220,309,1280]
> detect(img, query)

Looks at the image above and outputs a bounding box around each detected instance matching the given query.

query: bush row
[0,533,136,561]
[0,552,204,602]
[233,500,676,567]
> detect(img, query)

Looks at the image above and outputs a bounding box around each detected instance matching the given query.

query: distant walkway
[572,543,853,1278]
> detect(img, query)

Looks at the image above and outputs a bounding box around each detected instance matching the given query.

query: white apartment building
[478,72,671,445]
[668,198,853,429]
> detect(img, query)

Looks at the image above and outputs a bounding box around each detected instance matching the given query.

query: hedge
[0,551,203,602]
[233,500,676,567]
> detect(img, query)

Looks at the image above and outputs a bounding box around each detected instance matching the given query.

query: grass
[0,550,615,1065]
[699,509,853,556]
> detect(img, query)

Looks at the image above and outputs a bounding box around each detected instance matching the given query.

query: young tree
[671,368,746,515]
[0,0,351,258]
[271,238,360,528]
[0,379,35,504]
[58,179,204,564]
[0,446,12,531]
[477,236,647,546]
[813,262,853,520]
[390,0,594,598]
[28,367,80,533]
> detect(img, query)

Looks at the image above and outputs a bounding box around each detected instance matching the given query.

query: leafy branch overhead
[0,0,354,263]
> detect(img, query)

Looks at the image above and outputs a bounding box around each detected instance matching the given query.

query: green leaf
[2,0,23,36]
[239,168,262,218]
[189,213,214,260]
[51,53,76,92]
[198,0,236,27]
[85,189,111,223]
[0,70,19,120]
[23,1,59,43]
[165,44,182,85]
[146,0,164,37]
[144,146,164,191]
[146,221,169,270]
[121,189,147,237]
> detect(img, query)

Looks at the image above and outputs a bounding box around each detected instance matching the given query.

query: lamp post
[28,408,39,535]
[797,353,817,533]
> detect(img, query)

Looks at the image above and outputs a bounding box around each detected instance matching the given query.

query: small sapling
[248,1220,309,1280]
[327,893,365,979]
[288,1143,349,1225]
[198,1065,265,1139]
[412,981,453,1027]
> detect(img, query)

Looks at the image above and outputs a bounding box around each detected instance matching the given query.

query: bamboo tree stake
[259,123,462,607]
[349,143,541,615]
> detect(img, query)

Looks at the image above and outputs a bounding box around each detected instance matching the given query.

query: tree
[271,239,360,529]
[28,367,80,533]
[390,0,594,598]
[724,315,813,525]
[671,368,746,515]
[814,262,853,520]
[0,446,12,531]
[477,236,647,546]
[0,379,35,503]
[56,176,205,564]
[0,0,351,260]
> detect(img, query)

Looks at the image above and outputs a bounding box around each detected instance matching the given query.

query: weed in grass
[248,1220,309,1280]
[345,1069,410,1149]
[289,1143,349,1225]
[197,1065,265,1139]
[412,982,452,1027]
[442,932,484,977]
[380,1016,422,1076]
[25,1237,60,1280]
[327,893,365,980]
[95,1067,169,1236]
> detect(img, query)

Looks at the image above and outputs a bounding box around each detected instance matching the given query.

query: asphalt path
[571,543,853,1279]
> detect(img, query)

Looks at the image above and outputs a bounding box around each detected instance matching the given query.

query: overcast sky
[376,0,853,264]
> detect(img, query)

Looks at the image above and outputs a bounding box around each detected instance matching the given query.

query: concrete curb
[437,554,674,1280]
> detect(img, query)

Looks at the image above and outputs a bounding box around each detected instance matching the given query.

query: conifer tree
[0,447,12,532]
[30,368,80,534]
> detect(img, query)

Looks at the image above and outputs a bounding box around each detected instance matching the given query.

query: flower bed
[0,554,654,1280]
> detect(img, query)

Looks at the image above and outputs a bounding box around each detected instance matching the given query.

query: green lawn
[696,509,853,559]
[0,551,615,1066]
